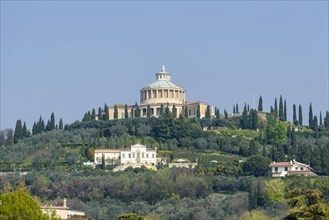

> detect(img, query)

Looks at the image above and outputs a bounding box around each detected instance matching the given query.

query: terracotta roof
[269,162,292,167]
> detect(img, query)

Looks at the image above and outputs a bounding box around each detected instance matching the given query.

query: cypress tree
[215,107,220,119]
[309,103,313,129]
[98,107,102,120]
[22,122,28,137]
[205,105,211,118]
[241,104,248,129]
[284,99,287,121]
[247,104,250,112]
[172,104,177,118]
[114,105,118,119]
[184,106,188,117]
[50,112,55,130]
[224,109,228,119]
[14,120,23,144]
[236,103,239,113]
[279,95,284,121]
[319,112,323,126]
[91,108,96,120]
[325,111,329,128]
[233,105,236,114]
[270,106,274,114]
[274,98,278,119]
[298,105,303,126]
[46,120,51,132]
[252,109,258,130]
[293,104,298,126]
[32,122,37,135]
[147,104,151,118]
[59,118,63,130]
[258,96,263,111]
[160,104,164,116]
[196,104,201,118]
[104,103,109,120]
[124,104,128,119]
[135,105,140,118]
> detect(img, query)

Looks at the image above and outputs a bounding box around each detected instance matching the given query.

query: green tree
[118,213,145,220]
[284,99,287,121]
[146,104,152,118]
[284,188,329,220]
[248,139,258,156]
[5,128,13,146]
[172,104,177,118]
[236,103,239,113]
[91,108,96,120]
[205,105,211,119]
[274,98,278,119]
[264,179,285,203]
[22,121,29,137]
[59,118,63,130]
[269,121,287,145]
[104,103,109,120]
[135,104,140,118]
[50,112,55,130]
[0,188,59,220]
[279,95,284,121]
[319,111,323,126]
[309,103,313,129]
[13,119,23,144]
[196,104,201,118]
[233,104,236,114]
[325,111,329,128]
[224,109,228,119]
[242,155,271,176]
[184,106,188,118]
[114,105,118,119]
[241,104,249,129]
[258,96,263,111]
[125,104,129,119]
[298,104,303,126]
[215,107,220,119]
[98,107,102,120]
[293,104,298,126]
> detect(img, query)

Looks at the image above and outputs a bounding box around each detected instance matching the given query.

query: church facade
[108,65,214,120]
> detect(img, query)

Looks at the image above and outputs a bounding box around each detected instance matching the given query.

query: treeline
[1,168,329,219]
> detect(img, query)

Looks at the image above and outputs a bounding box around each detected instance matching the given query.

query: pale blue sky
[1,1,328,129]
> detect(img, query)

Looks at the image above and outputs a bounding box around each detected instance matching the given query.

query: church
[108,65,214,119]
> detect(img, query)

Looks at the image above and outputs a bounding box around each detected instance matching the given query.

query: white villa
[269,159,316,177]
[94,144,158,171]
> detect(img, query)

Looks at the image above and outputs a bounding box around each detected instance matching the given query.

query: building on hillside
[107,65,215,119]
[41,199,87,220]
[269,159,316,177]
[168,158,197,169]
[94,144,158,171]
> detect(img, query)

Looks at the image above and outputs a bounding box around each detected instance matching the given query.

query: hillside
[1,108,329,219]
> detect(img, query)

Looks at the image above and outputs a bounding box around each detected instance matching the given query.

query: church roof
[145,80,182,89]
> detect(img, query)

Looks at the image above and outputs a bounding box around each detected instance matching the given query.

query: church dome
[140,65,186,105]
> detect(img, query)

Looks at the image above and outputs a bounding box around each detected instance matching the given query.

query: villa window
[285,167,288,171]
[122,154,125,158]
[133,153,135,158]
[152,154,155,158]
[142,153,144,158]
[146,154,148,158]
[301,167,304,170]
[129,153,131,158]
[275,167,278,172]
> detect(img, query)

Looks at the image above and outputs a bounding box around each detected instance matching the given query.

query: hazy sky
[1,1,328,129]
